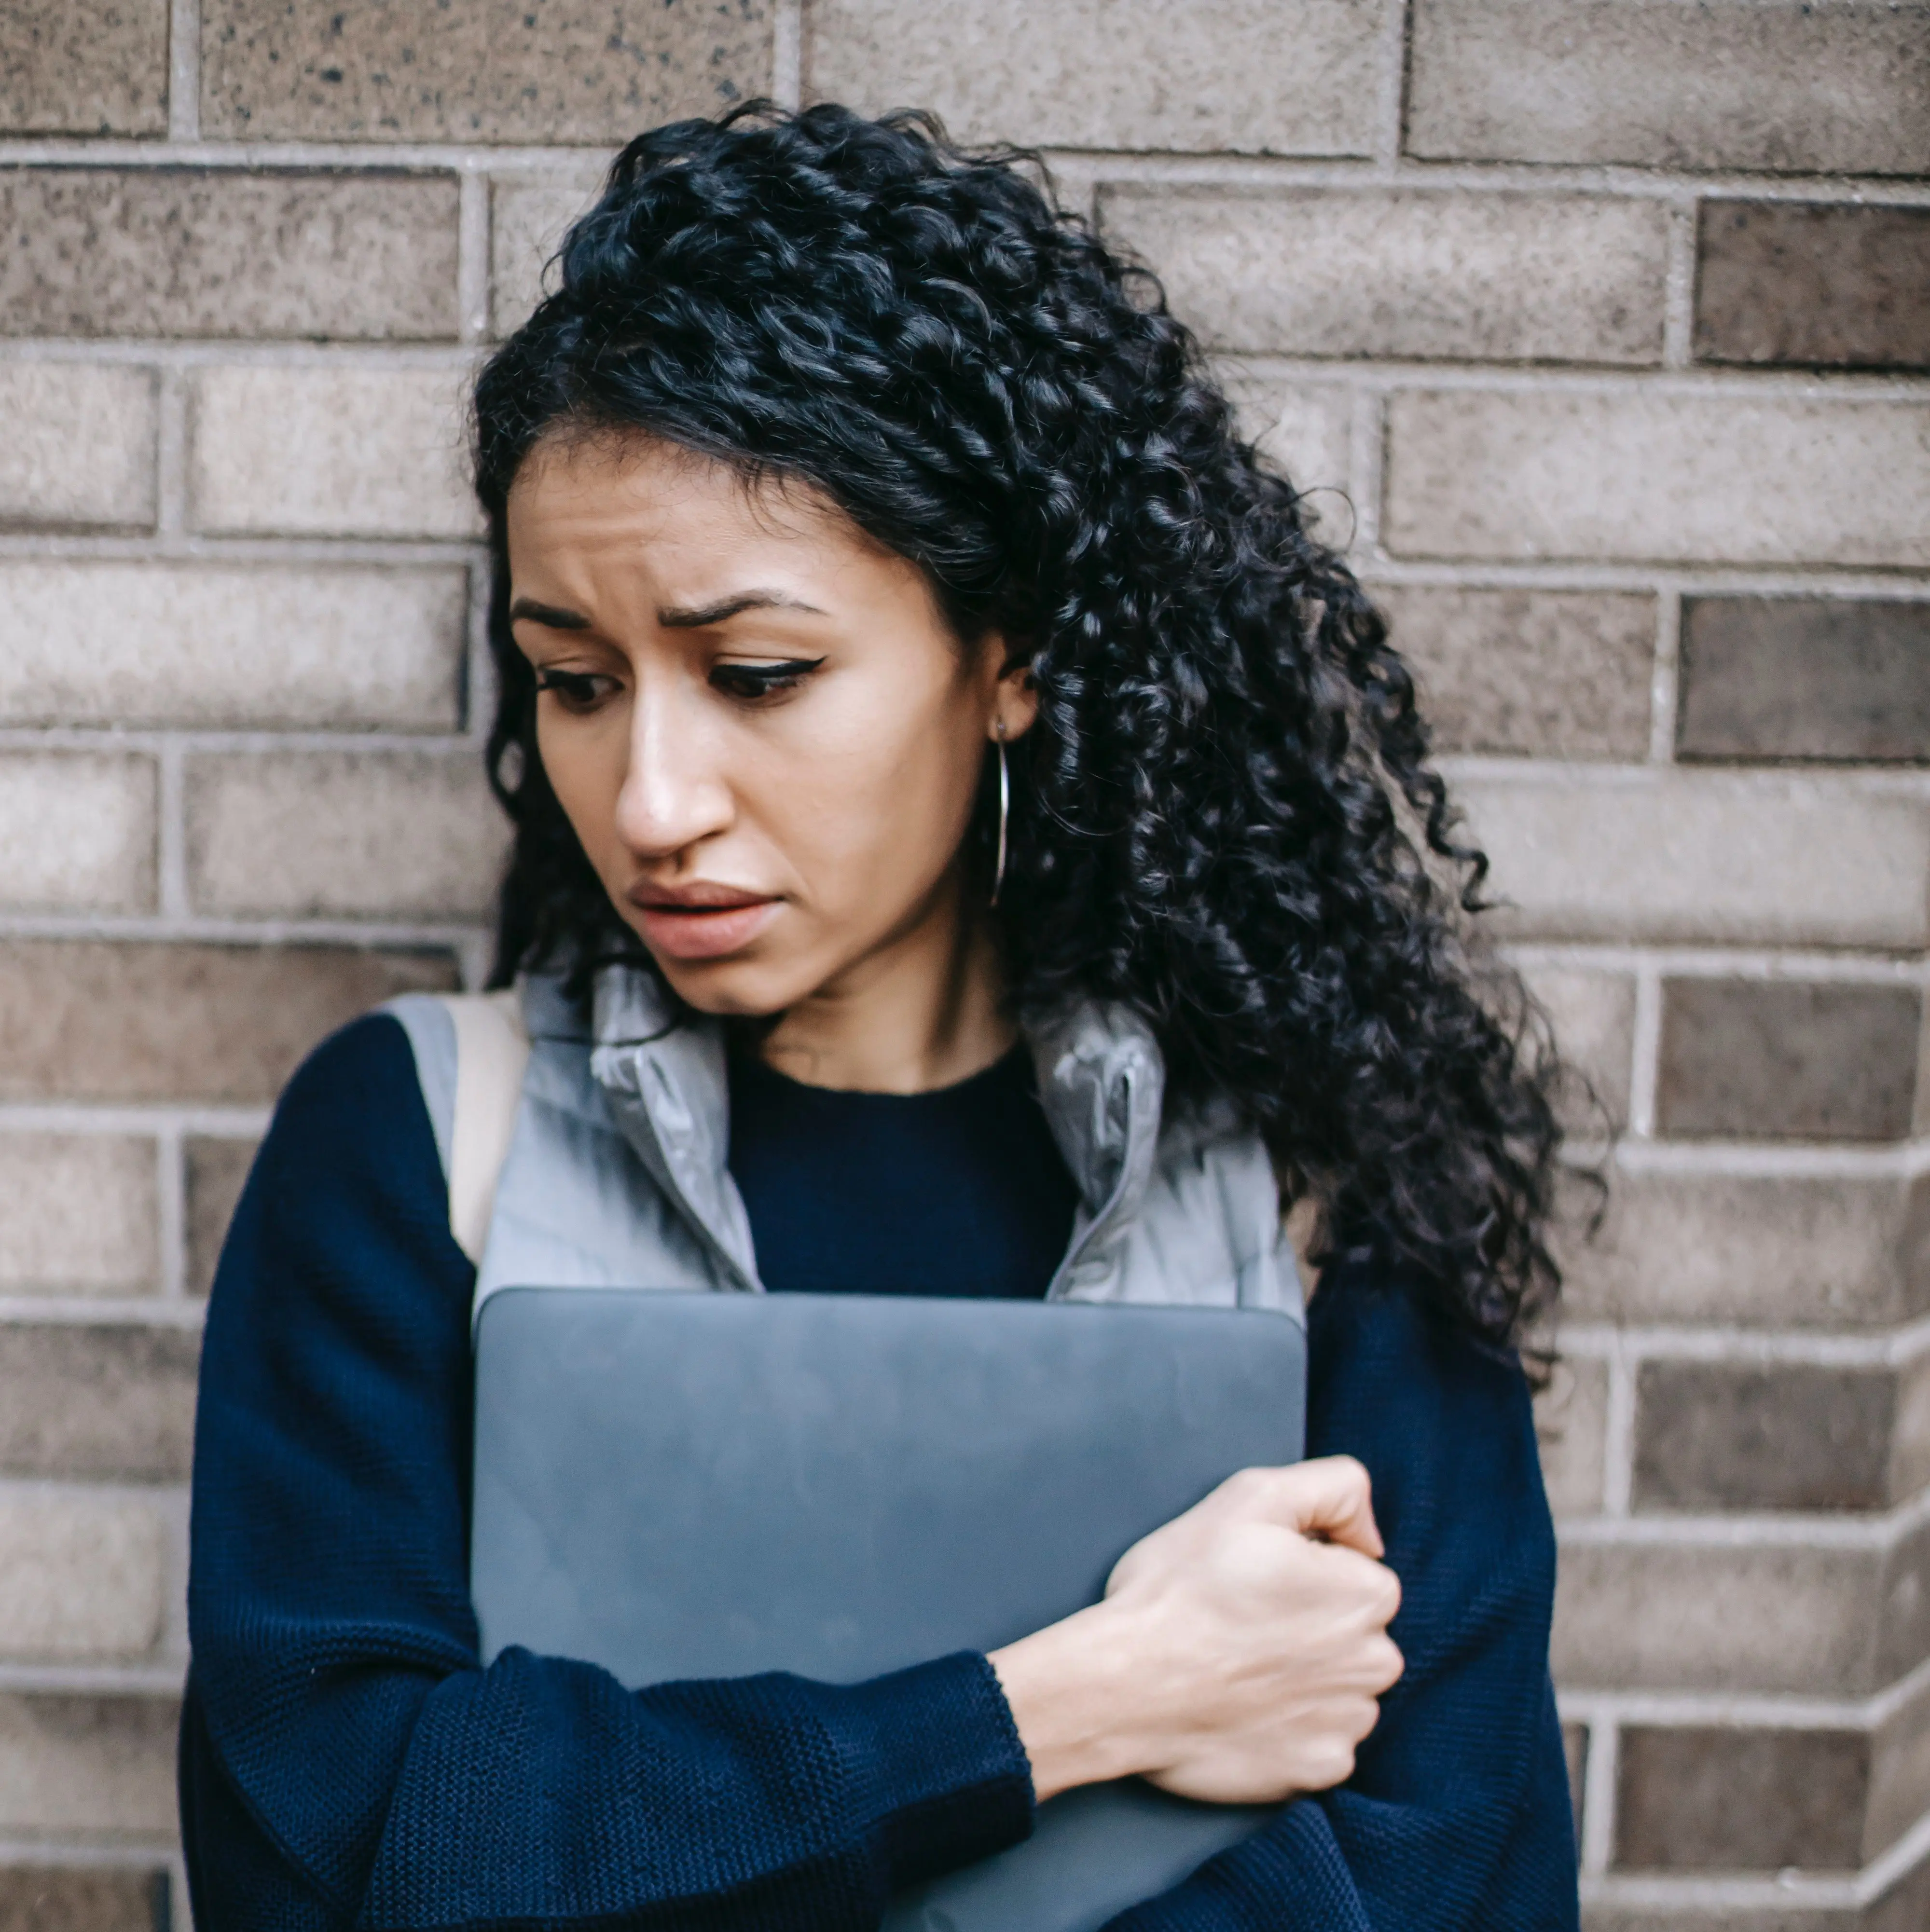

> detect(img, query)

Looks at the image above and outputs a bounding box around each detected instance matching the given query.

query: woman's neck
[757,871,1015,1094]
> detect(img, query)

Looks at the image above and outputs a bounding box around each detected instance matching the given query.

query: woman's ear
[987,637,1041,741]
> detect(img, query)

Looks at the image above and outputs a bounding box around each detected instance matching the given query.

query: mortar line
[0,912,486,948]
[1372,0,1409,169]
[457,170,493,343]
[153,366,190,536]
[1558,1647,1930,1732]
[1556,1315,1930,1370]
[154,738,189,918]
[1646,587,1680,764]
[1626,967,1662,1139]
[1347,387,1384,560]
[166,0,200,144]
[154,1124,187,1302]
[1661,198,1698,370]
[1502,943,1930,986]
[1578,1721,1617,1876]
[772,0,804,109]
[1599,1341,1637,1518]
[0,1297,209,1327]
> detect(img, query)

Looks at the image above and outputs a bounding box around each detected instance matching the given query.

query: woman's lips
[629,895,782,961]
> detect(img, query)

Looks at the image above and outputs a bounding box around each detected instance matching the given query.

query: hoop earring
[989,728,1009,909]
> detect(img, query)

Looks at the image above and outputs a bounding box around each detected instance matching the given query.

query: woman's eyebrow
[657,591,829,629]
[507,597,591,630]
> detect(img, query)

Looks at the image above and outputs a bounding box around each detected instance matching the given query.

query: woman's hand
[988,1456,1403,1806]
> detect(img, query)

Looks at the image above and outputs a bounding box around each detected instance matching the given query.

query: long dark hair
[471,102,1574,1349]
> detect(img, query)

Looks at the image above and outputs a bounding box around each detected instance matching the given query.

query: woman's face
[505,433,1034,1018]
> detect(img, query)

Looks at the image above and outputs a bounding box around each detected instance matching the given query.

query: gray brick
[0,1866,164,1932]
[0,169,459,340]
[187,1137,257,1299]
[202,0,772,142]
[491,175,602,337]
[0,754,154,915]
[1634,1361,1897,1514]
[1678,598,1930,766]
[1456,772,1930,949]
[1407,0,1930,175]
[1697,203,1930,373]
[1385,390,1930,568]
[0,941,458,1104]
[1103,189,1667,364]
[1377,588,1654,760]
[0,1493,165,1662]
[1870,1672,1930,1865]
[1558,1170,1924,1330]
[188,748,505,919]
[0,1326,198,1482]
[1535,1354,1608,1520]
[0,1693,176,1836]
[1657,980,1919,1143]
[0,0,168,137]
[0,1136,157,1297]
[1615,1726,1868,1871]
[0,562,466,730]
[0,363,155,530]
[1218,371,1352,545]
[191,364,479,539]
[805,0,1383,155]
[1519,966,1635,1130]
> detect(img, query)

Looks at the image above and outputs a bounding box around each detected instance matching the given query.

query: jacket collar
[579,964,1169,1298]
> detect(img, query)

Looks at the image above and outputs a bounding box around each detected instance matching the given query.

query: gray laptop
[471,1289,1306,1932]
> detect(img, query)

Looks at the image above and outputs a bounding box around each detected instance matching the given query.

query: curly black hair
[471,101,1573,1349]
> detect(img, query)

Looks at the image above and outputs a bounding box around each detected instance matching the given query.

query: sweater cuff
[844,1650,1036,1892]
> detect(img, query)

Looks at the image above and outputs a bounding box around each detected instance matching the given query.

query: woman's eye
[533,668,617,713]
[709,658,825,702]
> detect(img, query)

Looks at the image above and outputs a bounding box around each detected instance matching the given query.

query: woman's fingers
[1214,1456,1385,1559]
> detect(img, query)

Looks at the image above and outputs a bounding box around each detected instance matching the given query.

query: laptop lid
[471,1289,1306,1932]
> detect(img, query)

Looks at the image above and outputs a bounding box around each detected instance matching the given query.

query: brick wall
[0,2,1923,1926]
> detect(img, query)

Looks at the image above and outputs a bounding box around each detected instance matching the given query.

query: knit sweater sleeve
[1100,1274,1581,1932]
[179,1014,1035,1932]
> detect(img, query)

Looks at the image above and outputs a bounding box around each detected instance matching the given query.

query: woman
[181,104,1579,1930]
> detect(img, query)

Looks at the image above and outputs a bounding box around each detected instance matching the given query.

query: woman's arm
[1096,1272,1581,1932]
[181,1015,1036,1931]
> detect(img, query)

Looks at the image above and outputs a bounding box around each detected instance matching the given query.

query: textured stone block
[1517,967,1636,1129]
[0,0,168,136]
[0,941,457,1104]
[1455,772,1930,948]
[1697,203,1930,372]
[1552,1537,1889,1696]
[1563,1722,1586,1840]
[187,1137,258,1299]
[0,754,154,915]
[1217,372,1352,544]
[192,364,478,539]
[0,363,156,531]
[1869,1674,1930,1865]
[0,1866,163,1932]
[1558,1169,1922,1330]
[187,750,507,919]
[1677,598,1930,766]
[1407,0,1930,175]
[1657,980,1919,1143]
[0,169,459,340]
[1379,588,1654,760]
[0,1327,198,1481]
[1616,1726,1868,1871]
[1385,390,1930,568]
[1535,1354,1608,1520]
[806,0,1383,154]
[0,1694,177,1836]
[0,1136,157,1297]
[0,563,466,730]
[0,1493,165,1661]
[1104,189,1667,363]
[1634,1361,1895,1514]
[202,0,771,141]
[491,176,602,336]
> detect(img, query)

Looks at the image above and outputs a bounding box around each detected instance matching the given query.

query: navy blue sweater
[181,1014,1579,1931]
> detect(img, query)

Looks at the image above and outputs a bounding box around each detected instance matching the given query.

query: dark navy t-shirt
[727,1045,1081,1299]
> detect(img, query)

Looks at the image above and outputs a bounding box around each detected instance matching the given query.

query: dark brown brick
[0,169,459,340]
[1634,1360,1895,1513]
[202,0,772,141]
[0,1325,198,1480]
[187,1136,259,1297]
[1697,202,1930,372]
[1615,1726,1868,1871]
[0,941,457,1104]
[0,1,168,136]
[1656,980,1919,1143]
[0,1866,163,1932]
[0,1693,179,1836]
[1677,597,1930,765]
[1378,588,1654,759]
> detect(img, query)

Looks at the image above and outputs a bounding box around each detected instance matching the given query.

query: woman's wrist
[987,1601,1151,1803]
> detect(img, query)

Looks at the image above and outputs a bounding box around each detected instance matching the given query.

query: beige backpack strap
[441,989,532,1266]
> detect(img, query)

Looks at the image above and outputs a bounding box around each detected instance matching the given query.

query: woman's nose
[613,704,735,861]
